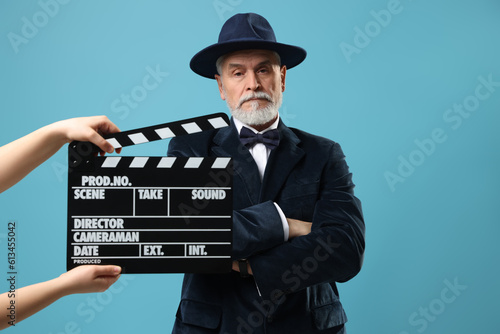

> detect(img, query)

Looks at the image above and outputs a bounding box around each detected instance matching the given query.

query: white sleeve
[273,202,289,241]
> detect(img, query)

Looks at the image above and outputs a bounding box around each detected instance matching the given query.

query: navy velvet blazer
[167,118,365,333]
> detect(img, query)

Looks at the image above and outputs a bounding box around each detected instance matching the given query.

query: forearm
[232,217,311,275]
[0,122,67,193]
[249,196,365,300]
[231,201,285,259]
[249,231,362,301]
[0,277,68,329]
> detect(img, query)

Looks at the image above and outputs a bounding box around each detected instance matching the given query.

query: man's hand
[287,218,312,239]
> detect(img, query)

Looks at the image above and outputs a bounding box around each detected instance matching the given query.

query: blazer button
[267,315,274,323]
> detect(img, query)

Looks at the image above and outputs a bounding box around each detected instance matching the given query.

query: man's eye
[258,68,268,73]
[233,72,243,77]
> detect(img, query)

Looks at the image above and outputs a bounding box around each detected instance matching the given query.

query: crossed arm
[229,143,365,300]
[231,218,312,274]
[167,132,365,299]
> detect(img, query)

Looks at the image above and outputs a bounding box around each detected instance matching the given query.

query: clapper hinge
[68,141,98,171]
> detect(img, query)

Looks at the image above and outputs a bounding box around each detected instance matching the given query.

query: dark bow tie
[239,126,280,150]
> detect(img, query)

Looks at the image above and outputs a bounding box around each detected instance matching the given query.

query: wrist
[287,218,298,238]
[45,276,71,299]
[55,271,82,296]
[44,121,70,146]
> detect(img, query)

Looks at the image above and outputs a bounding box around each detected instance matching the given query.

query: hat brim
[190,39,307,79]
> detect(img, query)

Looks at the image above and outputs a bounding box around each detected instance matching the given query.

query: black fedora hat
[190,13,307,79]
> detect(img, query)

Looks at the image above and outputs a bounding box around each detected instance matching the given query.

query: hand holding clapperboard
[67,113,233,273]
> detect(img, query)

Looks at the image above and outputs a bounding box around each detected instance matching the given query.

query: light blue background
[1,0,499,333]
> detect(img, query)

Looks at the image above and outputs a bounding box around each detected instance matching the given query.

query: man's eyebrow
[227,63,243,69]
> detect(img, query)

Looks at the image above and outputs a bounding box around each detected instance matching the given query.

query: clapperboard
[67,113,233,273]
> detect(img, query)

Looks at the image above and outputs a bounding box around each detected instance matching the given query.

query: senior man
[168,13,365,334]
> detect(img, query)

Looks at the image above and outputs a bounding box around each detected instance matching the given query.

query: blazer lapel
[211,119,261,207]
[260,121,304,202]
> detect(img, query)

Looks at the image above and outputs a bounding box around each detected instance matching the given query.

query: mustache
[237,92,273,108]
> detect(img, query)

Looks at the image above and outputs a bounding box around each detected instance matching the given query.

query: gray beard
[225,90,282,126]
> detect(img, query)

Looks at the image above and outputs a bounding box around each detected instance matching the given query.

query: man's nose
[245,71,260,91]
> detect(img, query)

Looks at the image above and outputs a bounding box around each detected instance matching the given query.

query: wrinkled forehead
[220,49,281,68]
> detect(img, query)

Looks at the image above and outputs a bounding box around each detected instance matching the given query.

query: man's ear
[280,65,287,92]
[215,75,226,100]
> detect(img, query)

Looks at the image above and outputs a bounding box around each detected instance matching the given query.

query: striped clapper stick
[67,113,233,274]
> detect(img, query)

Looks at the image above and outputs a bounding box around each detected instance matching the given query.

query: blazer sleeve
[248,141,365,302]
